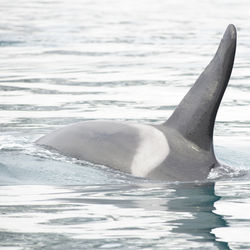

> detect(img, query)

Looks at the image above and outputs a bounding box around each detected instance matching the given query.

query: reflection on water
[0,182,232,249]
[168,182,229,249]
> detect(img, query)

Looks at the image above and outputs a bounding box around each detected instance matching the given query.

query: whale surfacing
[36,24,237,181]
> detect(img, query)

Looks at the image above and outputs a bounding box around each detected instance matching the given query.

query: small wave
[0,40,23,46]
[208,164,248,180]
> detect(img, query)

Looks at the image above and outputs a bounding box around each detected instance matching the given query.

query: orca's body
[37,25,237,181]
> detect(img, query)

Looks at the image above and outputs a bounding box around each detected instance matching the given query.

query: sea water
[0,0,250,249]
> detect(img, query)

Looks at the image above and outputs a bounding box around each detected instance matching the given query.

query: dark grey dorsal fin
[165,24,237,150]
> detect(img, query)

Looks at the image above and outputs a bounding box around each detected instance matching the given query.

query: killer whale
[36,24,237,181]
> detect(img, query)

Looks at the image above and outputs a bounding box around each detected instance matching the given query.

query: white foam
[130,124,169,177]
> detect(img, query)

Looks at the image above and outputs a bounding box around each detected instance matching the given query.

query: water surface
[0,0,250,249]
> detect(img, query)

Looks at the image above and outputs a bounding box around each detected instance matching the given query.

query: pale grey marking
[130,124,169,177]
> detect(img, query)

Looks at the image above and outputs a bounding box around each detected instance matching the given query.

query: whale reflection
[57,181,229,249]
[166,182,229,249]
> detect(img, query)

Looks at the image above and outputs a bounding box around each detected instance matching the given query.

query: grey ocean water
[0,0,250,249]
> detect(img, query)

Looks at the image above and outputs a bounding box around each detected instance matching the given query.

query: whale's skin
[36,24,237,181]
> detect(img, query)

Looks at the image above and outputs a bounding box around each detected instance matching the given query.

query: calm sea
[0,0,250,249]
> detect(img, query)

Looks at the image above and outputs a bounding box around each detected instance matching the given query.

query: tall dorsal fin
[165,24,237,150]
